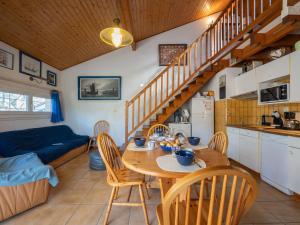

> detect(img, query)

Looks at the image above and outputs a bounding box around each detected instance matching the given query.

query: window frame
[0,90,51,119]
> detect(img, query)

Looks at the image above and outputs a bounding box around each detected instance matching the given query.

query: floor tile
[3,153,300,225]
[66,204,105,225]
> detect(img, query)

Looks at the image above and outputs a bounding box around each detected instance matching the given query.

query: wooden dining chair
[97,133,150,225]
[147,124,169,138]
[88,120,110,151]
[208,131,228,156]
[156,166,257,225]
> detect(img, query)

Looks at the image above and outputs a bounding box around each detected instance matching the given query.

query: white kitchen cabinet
[227,127,239,161]
[260,133,292,195]
[239,129,260,172]
[290,51,300,102]
[256,54,290,83]
[225,68,242,98]
[233,70,257,97]
[287,137,300,194]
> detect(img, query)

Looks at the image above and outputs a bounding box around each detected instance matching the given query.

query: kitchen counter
[227,124,300,138]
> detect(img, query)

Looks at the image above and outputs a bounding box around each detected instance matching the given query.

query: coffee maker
[272,111,283,128]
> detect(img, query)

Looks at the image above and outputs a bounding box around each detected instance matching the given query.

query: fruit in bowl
[159,140,179,152]
[175,150,195,166]
[188,137,200,146]
[134,137,146,147]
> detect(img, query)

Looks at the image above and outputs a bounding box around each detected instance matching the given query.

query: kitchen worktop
[227,124,300,138]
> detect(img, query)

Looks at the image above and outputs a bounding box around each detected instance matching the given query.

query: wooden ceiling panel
[0,0,230,70]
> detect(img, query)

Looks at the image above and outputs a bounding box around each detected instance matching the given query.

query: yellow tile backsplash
[214,99,300,132]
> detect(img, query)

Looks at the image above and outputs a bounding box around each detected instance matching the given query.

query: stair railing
[125,0,281,141]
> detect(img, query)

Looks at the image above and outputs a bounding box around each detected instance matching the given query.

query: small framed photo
[19,51,42,77]
[159,44,187,66]
[47,70,57,86]
[78,76,121,100]
[0,49,14,70]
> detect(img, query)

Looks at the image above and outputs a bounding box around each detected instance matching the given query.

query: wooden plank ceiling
[0,0,230,70]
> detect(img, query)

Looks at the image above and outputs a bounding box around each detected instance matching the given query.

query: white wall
[61,14,218,145]
[0,41,62,132]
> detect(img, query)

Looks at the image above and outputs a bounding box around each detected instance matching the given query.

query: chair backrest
[97,133,122,184]
[94,120,110,136]
[208,131,228,155]
[147,124,169,138]
[162,166,257,225]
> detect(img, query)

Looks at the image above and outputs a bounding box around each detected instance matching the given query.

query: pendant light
[100,18,133,48]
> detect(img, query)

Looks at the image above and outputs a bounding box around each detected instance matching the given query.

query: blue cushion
[0,126,89,163]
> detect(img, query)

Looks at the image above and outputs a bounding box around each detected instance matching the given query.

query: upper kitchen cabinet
[233,69,258,97]
[289,50,300,102]
[203,67,241,101]
[256,54,290,83]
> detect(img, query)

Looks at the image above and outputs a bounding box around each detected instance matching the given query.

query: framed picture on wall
[19,51,42,77]
[78,76,121,100]
[47,70,57,86]
[159,44,187,66]
[0,49,14,70]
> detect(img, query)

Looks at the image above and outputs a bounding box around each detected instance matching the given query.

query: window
[32,96,51,112]
[0,91,51,113]
[0,91,28,111]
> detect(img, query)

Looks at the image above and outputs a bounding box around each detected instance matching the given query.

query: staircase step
[150,120,158,126]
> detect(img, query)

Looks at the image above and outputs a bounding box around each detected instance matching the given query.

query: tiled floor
[2,153,300,225]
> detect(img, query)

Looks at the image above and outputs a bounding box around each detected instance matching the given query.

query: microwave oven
[260,83,289,103]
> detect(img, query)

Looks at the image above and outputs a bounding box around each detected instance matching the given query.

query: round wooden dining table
[122,141,230,198]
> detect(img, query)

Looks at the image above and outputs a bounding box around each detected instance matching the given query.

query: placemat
[127,142,151,151]
[156,154,206,173]
[182,143,208,151]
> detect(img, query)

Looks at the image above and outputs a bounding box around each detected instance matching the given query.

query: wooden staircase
[125,0,284,141]
[142,63,230,136]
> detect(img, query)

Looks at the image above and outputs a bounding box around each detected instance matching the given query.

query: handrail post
[125,100,129,144]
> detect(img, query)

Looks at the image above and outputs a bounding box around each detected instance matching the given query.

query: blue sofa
[0,125,89,165]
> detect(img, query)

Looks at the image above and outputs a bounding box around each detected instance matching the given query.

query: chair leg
[138,184,149,225]
[143,183,150,200]
[114,187,119,200]
[127,186,133,202]
[103,187,116,225]
[87,138,93,152]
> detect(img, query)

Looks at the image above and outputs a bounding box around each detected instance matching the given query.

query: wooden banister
[125,0,282,142]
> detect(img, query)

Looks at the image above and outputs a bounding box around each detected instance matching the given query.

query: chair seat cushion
[88,150,105,170]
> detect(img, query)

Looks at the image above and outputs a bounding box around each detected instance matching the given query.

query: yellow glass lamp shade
[100,27,133,48]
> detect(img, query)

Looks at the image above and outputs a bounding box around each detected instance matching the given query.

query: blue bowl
[160,145,173,152]
[175,150,195,166]
[188,137,200,146]
[134,137,146,147]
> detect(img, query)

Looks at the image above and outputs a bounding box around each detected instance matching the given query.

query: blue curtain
[51,90,64,123]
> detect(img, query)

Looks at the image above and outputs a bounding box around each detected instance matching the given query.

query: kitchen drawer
[261,133,288,144]
[227,127,239,134]
[288,136,300,148]
[239,129,259,138]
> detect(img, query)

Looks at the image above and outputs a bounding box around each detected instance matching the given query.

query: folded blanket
[0,153,59,187]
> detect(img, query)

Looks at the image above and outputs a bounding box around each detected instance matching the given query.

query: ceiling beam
[120,0,136,51]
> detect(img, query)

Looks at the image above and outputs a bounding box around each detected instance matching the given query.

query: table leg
[159,178,174,199]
